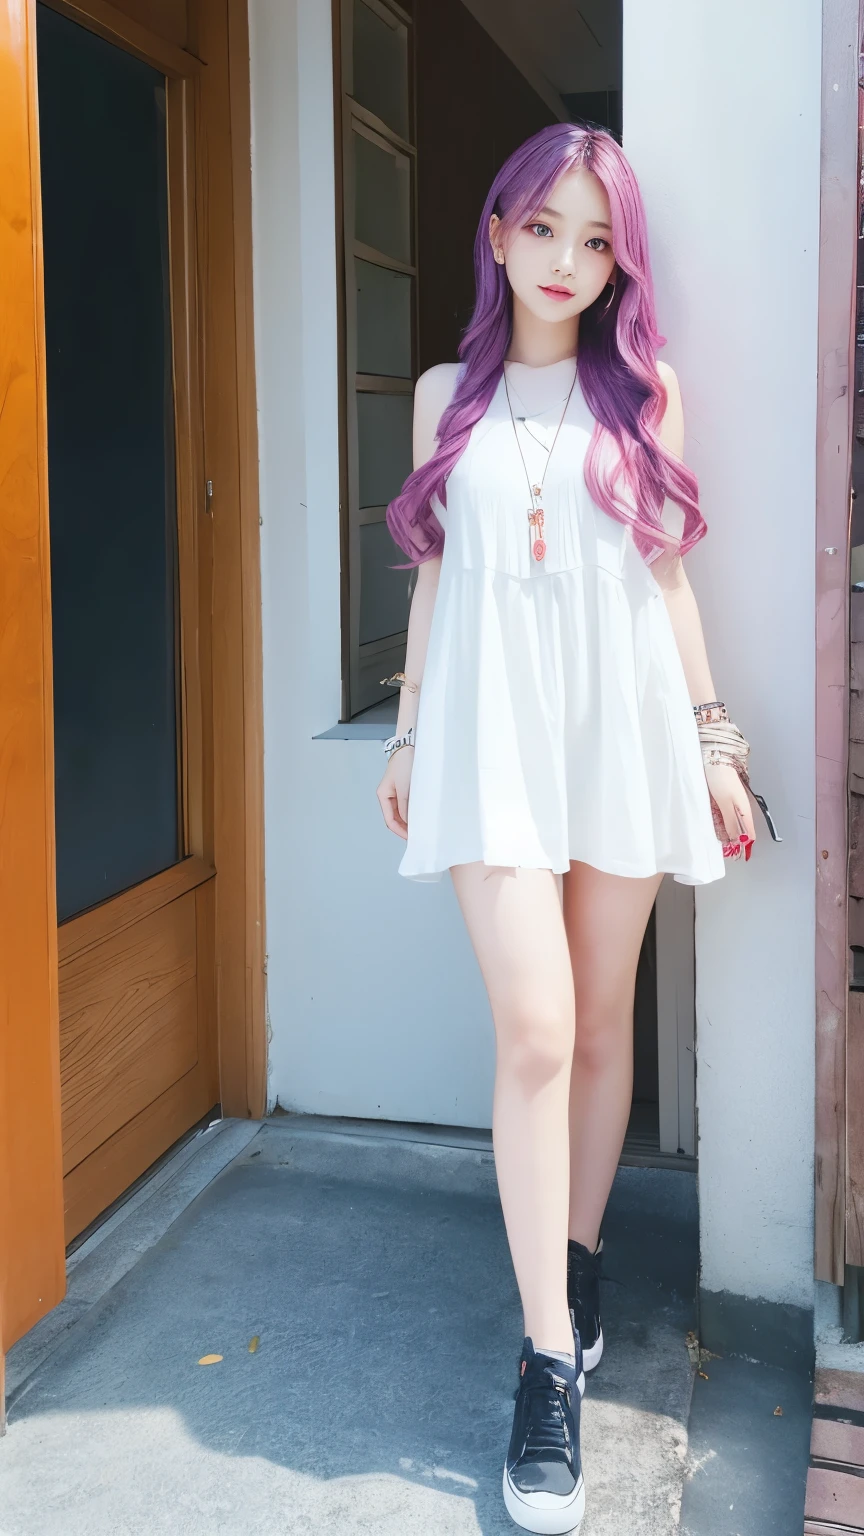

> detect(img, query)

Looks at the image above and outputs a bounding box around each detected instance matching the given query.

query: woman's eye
[529,223,553,238]
[586,237,609,251]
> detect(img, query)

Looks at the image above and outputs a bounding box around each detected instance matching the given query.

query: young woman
[376,123,760,1535]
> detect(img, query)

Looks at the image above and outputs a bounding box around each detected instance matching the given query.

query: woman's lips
[539,284,575,302]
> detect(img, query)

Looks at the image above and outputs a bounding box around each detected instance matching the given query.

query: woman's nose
[552,247,576,278]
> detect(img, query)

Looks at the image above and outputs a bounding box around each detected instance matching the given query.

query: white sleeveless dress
[398,357,724,887]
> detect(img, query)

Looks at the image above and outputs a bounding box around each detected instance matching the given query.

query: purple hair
[386,123,705,565]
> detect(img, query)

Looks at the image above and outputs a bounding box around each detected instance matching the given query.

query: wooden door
[0,0,264,1369]
[35,0,219,1243]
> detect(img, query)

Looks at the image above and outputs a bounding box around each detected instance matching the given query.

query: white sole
[502,1467,585,1534]
[581,1330,603,1373]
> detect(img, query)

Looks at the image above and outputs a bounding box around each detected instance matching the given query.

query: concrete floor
[2,1121,701,1535]
[0,1119,811,1534]
[681,1356,812,1535]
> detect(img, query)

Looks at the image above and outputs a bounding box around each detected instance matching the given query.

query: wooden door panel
[60,891,199,1172]
[57,855,214,963]
[62,1050,216,1242]
[33,4,221,1244]
[60,877,217,1239]
[1,0,262,1385]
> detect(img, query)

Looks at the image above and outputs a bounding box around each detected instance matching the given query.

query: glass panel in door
[352,0,409,138]
[353,129,412,264]
[37,4,180,923]
[355,259,413,377]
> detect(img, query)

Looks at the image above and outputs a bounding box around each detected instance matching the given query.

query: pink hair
[386,123,705,565]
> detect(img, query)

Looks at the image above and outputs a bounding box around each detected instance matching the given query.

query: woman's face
[490,167,617,324]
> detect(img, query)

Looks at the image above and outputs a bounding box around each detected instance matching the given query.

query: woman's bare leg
[450,862,575,1354]
[562,862,663,1251]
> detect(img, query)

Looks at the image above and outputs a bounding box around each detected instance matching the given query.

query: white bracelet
[383,727,415,759]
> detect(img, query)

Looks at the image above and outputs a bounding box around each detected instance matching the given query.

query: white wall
[624,0,821,1311]
[252,0,822,1310]
[249,0,496,1129]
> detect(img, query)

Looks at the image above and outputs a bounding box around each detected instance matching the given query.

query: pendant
[528,506,546,562]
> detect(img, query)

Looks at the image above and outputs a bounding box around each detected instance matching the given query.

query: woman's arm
[651,362,756,848]
[376,364,458,839]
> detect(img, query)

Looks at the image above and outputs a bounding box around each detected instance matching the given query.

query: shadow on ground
[1,1126,699,1535]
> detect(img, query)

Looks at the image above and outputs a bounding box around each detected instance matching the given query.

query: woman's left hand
[703,762,757,861]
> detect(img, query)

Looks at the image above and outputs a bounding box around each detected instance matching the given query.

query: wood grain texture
[58,856,214,964]
[8,0,263,1268]
[167,75,210,865]
[227,0,266,1116]
[194,875,217,1102]
[0,0,66,1353]
[60,890,199,1174]
[192,0,266,1117]
[61,880,218,1242]
[62,1064,217,1241]
[43,0,224,1236]
[814,0,860,1284]
[41,0,199,74]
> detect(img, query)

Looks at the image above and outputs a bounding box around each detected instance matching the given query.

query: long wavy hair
[386,123,705,565]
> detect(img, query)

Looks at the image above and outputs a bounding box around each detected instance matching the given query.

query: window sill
[313,696,398,741]
[314,720,395,741]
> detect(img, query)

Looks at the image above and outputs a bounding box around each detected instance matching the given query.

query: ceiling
[460,0,621,106]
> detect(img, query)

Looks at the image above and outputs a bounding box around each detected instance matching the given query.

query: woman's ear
[489,213,505,266]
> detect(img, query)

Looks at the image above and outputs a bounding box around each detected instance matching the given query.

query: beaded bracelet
[692,700,729,726]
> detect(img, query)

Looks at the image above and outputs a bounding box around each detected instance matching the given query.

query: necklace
[503,365,577,562]
[505,377,571,423]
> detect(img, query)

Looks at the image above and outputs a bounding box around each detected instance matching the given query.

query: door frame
[41,0,267,1125]
[814,0,860,1284]
[0,0,265,1365]
[0,0,66,1397]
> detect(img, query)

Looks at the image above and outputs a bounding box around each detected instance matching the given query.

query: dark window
[338,0,417,718]
[37,4,180,921]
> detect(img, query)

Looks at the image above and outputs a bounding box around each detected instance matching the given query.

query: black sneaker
[502,1338,586,1534]
[567,1238,603,1372]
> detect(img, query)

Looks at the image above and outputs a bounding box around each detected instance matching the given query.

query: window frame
[334,0,418,720]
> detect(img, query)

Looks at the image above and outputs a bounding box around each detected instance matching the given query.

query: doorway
[36,2,216,1242]
[34,0,264,1245]
[333,0,692,1164]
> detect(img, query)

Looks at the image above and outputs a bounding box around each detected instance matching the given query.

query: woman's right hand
[377,745,414,840]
